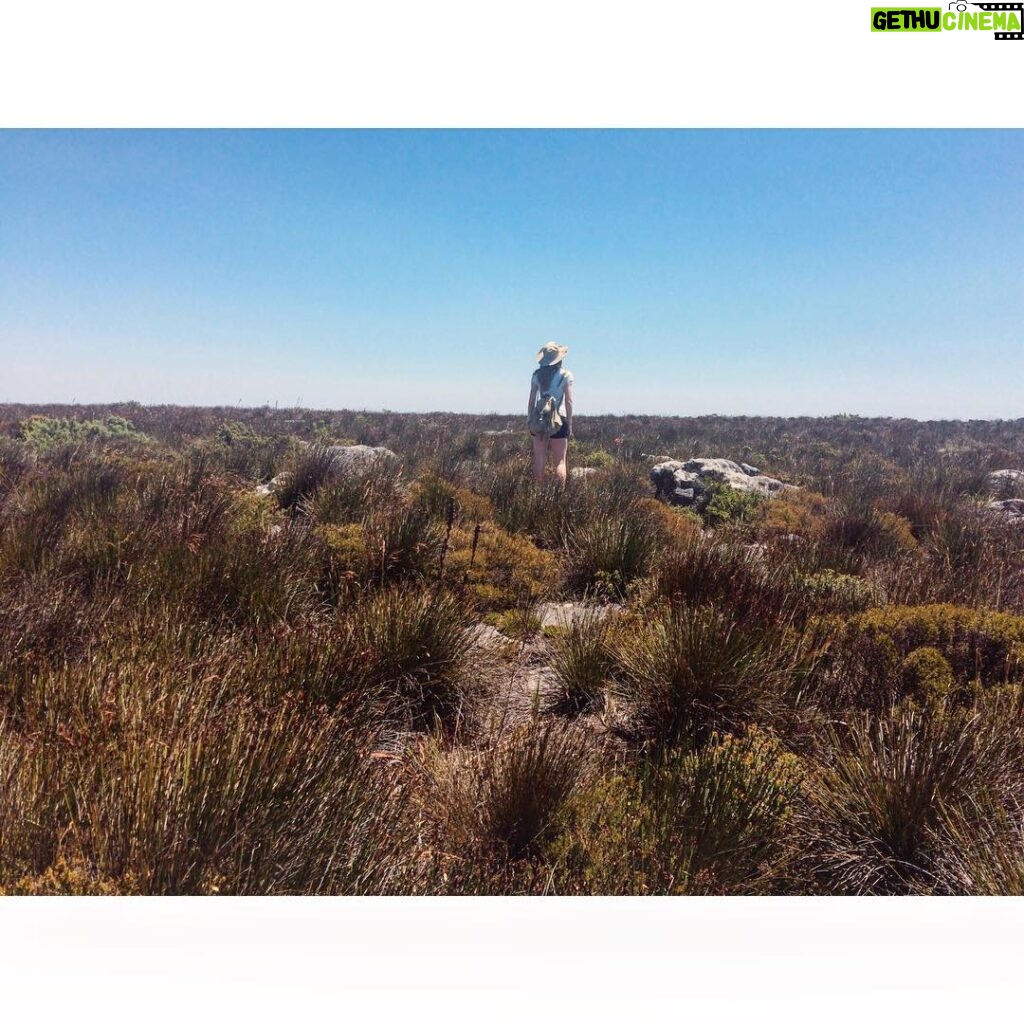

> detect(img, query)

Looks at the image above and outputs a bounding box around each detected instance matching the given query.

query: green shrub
[901,647,956,706]
[214,420,289,481]
[699,480,764,527]
[799,569,881,614]
[19,415,151,449]
[578,448,616,470]
[840,603,1024,696]
[552,730,800,894]
[446,522,557,612]
[493,597,544,640]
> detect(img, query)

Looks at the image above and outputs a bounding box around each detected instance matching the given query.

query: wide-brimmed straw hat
[536,342,568,366]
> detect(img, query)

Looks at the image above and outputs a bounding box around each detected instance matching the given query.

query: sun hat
[536,342,569,366]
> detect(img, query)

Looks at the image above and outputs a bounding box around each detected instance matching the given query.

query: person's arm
[563,379,573,437]
[527,380,537,418]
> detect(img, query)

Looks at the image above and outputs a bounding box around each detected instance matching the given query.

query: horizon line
[2,400,1023,426]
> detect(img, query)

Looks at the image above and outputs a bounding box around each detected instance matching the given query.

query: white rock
[255,472,291,496]
[536,601,622,630]
[320,444,398,472]
[986,498,1024,521]
[650,457,786,506]
[987,469,1024,494]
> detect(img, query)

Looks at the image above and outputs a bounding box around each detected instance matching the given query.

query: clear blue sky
[1,130,1020,418]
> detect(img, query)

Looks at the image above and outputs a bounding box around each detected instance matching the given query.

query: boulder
[255,445,398,496]
[536,601,622,630]
[255,472,291,497]
[986,498,1024,521]
[466,623,515,652]
[987,469,1024,495]
[321,444,398,472]
[650,457,786,506]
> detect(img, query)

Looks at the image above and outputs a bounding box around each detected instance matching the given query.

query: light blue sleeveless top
[532,367,573,412]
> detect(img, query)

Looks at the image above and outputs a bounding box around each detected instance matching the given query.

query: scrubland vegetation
[1,401,1023,894]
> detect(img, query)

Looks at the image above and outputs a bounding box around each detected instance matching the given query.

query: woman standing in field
[528,342,574,486]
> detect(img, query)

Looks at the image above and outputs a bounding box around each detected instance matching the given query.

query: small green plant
[799,569,880,614]
[901,646,956,707]
[551,729,801,894]
[699,480,764,527]
[498,597,544,640]
[578,448,616,470]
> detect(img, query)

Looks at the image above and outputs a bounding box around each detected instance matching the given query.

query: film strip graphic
[969,2,1024,39]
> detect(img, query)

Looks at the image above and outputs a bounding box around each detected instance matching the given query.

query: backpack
[527,368,565,439]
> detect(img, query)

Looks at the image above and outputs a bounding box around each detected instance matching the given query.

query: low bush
[799,702,1021,894]
[548,608,615,714]
[698,480,765,527]
[900,646,956,707]
[19,414,151,450]
[838,603,1024,701]
[612,604,792,748]
[552,730,800,894]
[347,586,472,730]
[798,569,881,615]
[445,522,557,612]
[427,719,591,866]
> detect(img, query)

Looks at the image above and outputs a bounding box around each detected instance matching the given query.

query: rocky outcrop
[255,473,290,497]
[650,457,786,507]
[536,601,622,630]
[987,469,1024,495]
[320,444,398,471]
[985,498,1024,521]
[255,444,398,496]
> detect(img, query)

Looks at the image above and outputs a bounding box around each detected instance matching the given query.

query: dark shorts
[532,423,569,441]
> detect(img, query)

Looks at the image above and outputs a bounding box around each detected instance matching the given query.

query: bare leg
[549,438,568,488]
[532,434,548,483]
